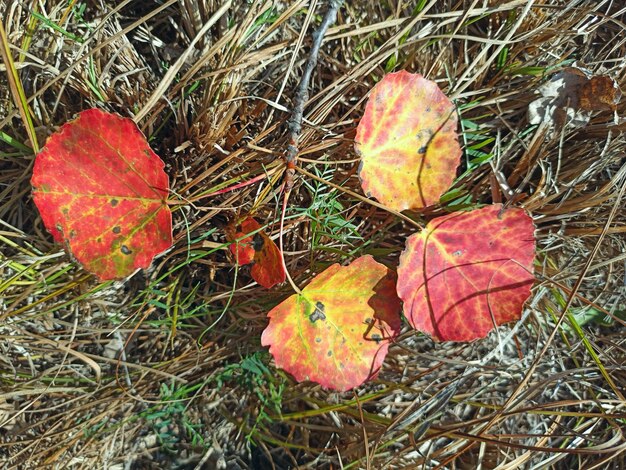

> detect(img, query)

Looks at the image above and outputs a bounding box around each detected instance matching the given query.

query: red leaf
[355,70,461,211]
[397,205,535,342]
[227,217,285,289]
[31,109,172,280]
[261,255,401,391]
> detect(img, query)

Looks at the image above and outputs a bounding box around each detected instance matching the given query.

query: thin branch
[279,0,343,293]
[284,0,343,178]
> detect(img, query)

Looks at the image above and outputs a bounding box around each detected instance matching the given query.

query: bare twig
[279,0,343,293]
[284,0,343,188]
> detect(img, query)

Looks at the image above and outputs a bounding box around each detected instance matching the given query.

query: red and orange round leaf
[31,109,172,281]
[355,70,461,211]
[397,205,535,342]
[227,217,285,289]
[261,255,401,391]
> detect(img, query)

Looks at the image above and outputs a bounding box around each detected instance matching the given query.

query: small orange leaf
[31,109,172,281]
[261,255,401,391]
[355,70,461,211]
[227,217,285,289]
[397,205,535,342]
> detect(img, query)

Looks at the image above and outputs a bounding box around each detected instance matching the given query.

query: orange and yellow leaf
[355,70,461,211]
[261,255,401,391]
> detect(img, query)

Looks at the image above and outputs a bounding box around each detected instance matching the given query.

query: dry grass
[1,1,625,468]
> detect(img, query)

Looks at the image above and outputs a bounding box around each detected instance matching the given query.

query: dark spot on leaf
[416,129,433,143]
[309,301,326,323]
[315,337,322,343]
[438,234,454,244]
[55,224,63,233]
[96,237,102,243]
[418,146,427,154]
[112,226,121,234]
[452,250,463,256]
[372,333,382,344]
[121,245,132,255]
[339,362,345,369]
[327,350,332,357]
[62,207,69,215]
[110,199,119,207]
[252,233,264,252]
[364,317,373,325]
[69,230,76,239]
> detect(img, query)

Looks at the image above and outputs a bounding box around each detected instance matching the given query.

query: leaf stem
[165,165,283,206]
